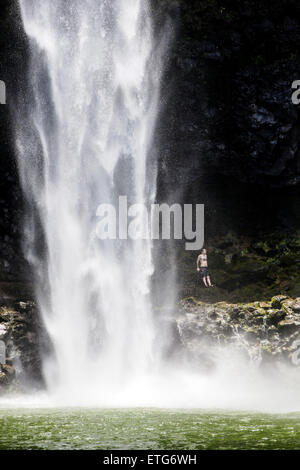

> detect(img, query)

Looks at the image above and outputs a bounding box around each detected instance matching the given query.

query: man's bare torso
[197,253,208,267]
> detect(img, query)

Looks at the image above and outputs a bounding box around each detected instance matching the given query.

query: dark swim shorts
[199,267,209,278]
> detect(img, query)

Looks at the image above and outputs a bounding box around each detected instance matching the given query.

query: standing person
[196,248,214,287]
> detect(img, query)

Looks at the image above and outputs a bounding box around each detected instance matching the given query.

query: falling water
[16,0,165,403]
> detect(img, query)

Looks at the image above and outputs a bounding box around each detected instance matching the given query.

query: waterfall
[16,0,165,403]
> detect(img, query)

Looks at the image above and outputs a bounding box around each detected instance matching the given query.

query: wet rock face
[0,1,31,286]
[152,1,300,302]
[0,301,45,393]
[0,364,15,388]
[175,296,300,367]
[157,0,300,189]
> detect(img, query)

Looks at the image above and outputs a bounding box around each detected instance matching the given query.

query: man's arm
[196,255,201,271]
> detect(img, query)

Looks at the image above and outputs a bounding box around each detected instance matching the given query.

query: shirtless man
[196,248,214,287]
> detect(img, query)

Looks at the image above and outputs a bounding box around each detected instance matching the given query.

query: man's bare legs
[202,276,213,287]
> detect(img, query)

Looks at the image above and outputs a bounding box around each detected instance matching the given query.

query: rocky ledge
[0,301,44,394]
[174,295,300,367]
[1,295,300,392]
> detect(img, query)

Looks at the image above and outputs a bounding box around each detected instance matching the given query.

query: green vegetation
[177,231,300,303]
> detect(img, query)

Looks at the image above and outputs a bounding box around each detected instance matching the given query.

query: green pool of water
[0,408,299,450]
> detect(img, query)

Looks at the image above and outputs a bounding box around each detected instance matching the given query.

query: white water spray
[16,0,165,402]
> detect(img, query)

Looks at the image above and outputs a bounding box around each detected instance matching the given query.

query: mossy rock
[258,301,270,309]
[0,371,8,386]
[268,309,286,325]
[278,319,300,336]
[253,307,268,316]
[271,295,288,309]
